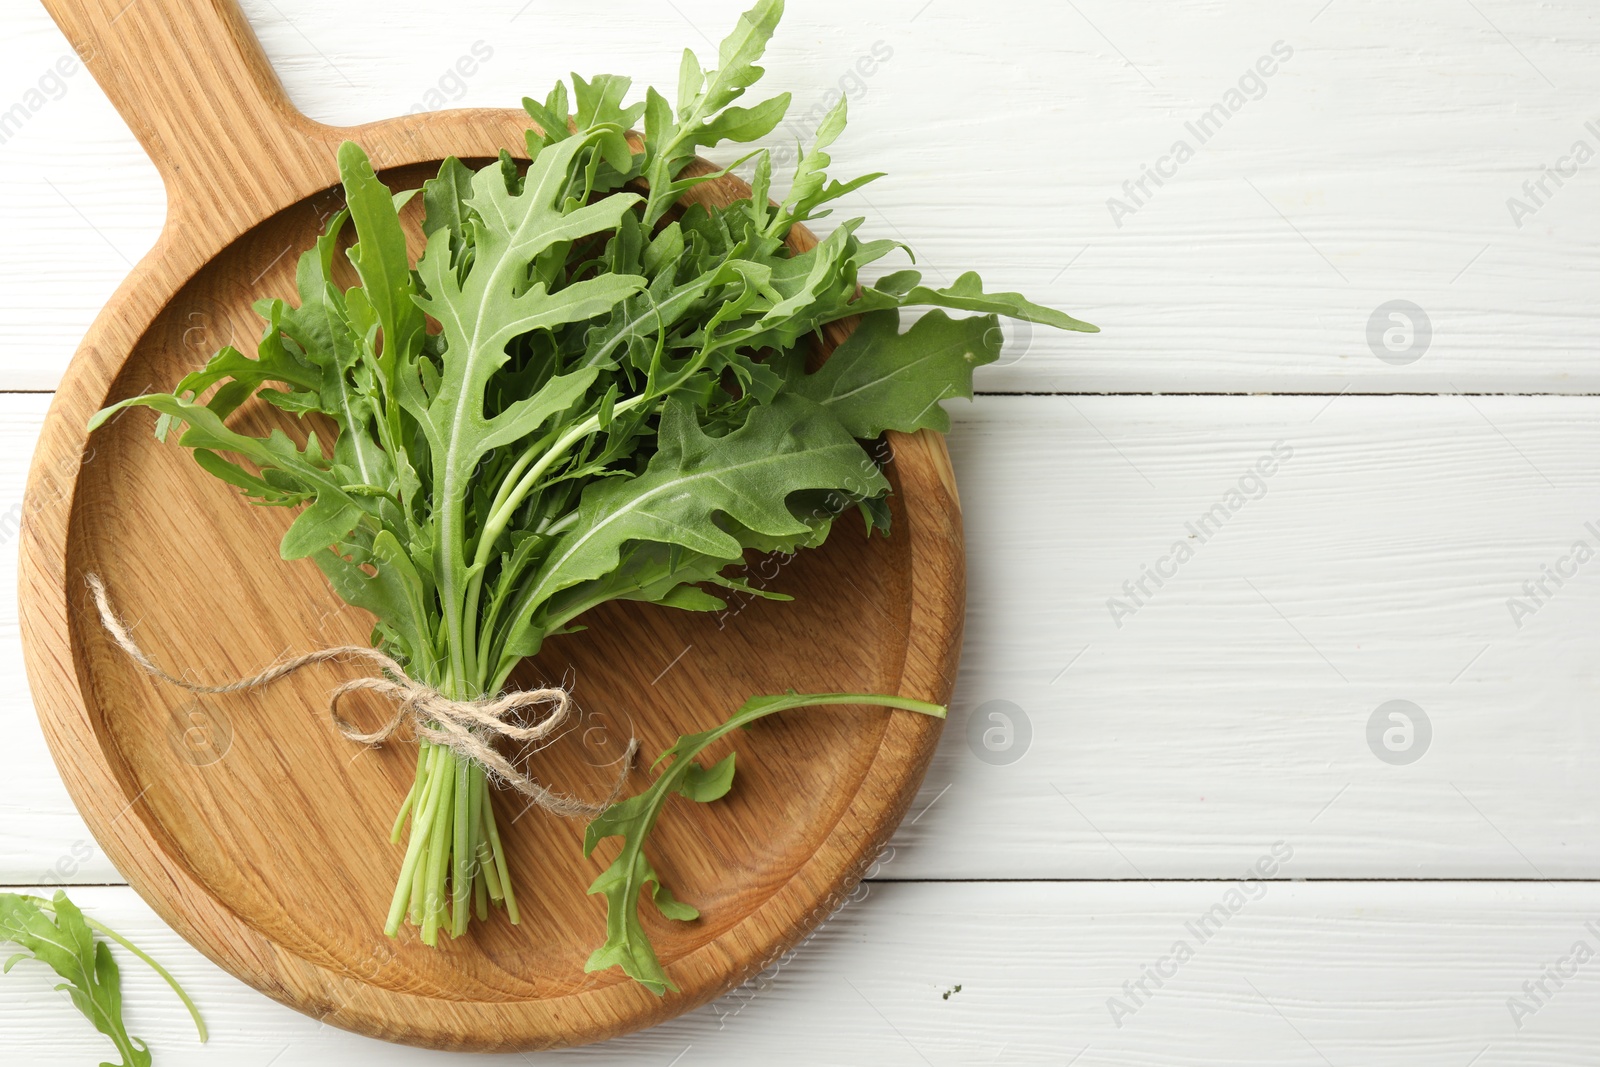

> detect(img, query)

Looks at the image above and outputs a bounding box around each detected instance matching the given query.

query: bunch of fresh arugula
[89,0,1092,985]
[0,891,204,1065]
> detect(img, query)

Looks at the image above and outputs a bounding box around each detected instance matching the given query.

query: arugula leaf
[339,143,427,387]
[867,269,1099,333]
[584,692,946,994]
[315,528,437,663]
[793,308,1002,435]
[497,394,886,667]
[642,0,790,224]
[0,892,206,1066]
[89,391,372,561]
[767,95,883,237]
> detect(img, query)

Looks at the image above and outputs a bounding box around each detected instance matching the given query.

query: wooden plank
[899,395,1600,878]
[3,880,1598,1065]
[8,393,1600,883]
[1,1,1597,391]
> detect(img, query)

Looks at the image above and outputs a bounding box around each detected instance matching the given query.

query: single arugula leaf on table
[0,891,206,1066]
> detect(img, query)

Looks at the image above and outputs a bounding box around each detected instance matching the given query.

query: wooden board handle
[39,0,335,227]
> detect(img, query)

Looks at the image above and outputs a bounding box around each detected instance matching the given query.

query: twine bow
[86,574,635,819]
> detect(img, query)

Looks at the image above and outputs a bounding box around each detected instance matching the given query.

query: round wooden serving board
[17,0,964,1052]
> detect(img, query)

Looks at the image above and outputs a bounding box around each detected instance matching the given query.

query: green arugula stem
[386,741,448,936]
[471,349,735,694]
[383,739,512,946]
[480,393,654,565]
[482,784,520,923]
[451,755,473,937]
[461,391,656,691]
[457,386,653,692]
[664,691,946,764]
[466,762,488,920]
[421,747,457,944]
[540,510,581,538]
[391,745,428,843]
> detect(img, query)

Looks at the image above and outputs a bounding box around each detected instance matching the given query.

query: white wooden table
[3,1,1597,1062]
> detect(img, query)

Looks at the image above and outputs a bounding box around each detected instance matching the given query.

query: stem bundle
[386,741,518,943]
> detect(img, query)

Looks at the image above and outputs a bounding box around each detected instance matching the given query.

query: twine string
[86,574,635,819]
